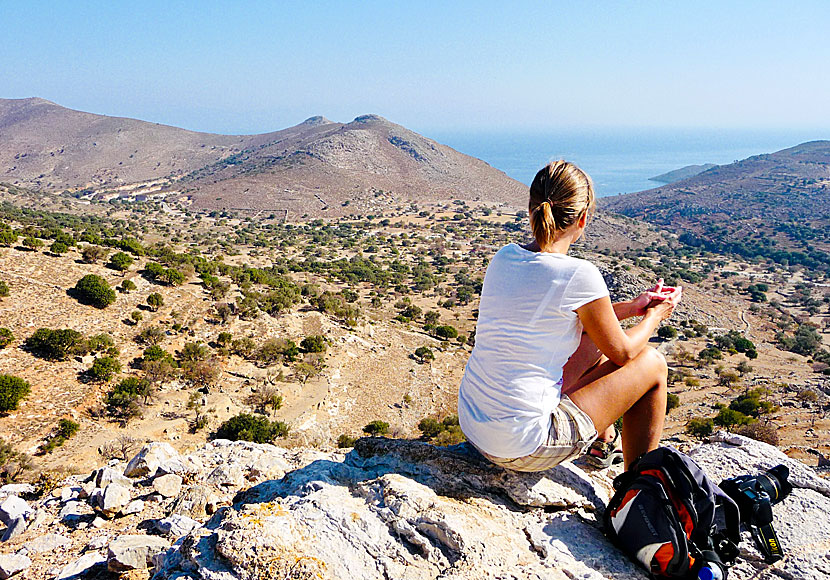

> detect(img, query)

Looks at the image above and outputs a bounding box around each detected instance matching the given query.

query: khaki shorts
[474,395,598,472]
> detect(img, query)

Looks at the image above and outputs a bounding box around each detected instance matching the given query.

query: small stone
[56,552,106,580]
[0,553,31,579]
[0,484,34,496]
[59,500,89,523]
[23,533,70,553]
[107,535,170,572]
[0,496,31,527]
[0,517,27,542]
[154,514,199,538]
[122,499,145,515]
[92,516,108,528]
[27,509,50,531]
[87,536,108,550]
[152,474,182,498]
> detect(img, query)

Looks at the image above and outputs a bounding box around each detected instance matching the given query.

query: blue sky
[2,1,829,134]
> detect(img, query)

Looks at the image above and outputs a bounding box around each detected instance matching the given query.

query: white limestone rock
[152,473,183,498]
[124,442,180,478]
[22,532,71,553]
[0,496,31,527]
[56,552,106,580]
[154,514,200,538]
[153,437,830,580]
[107,534,170,572]
[0,553,31,580]
[98,483,131,517]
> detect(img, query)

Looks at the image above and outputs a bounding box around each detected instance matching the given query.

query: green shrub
[108,251,134,272]
[685,417,714,439]
[0,439,32,483]
[89,356,121,382]
[0,328,14,349]
[120,280,137,293]
[417,415,464,445]
[105,377,151,421]
[22,236,43,250]
[0,226,17,247]
[714,407,754,429]
[50,241,69,255]
[147,292,164,311]
[337,434,359,448]
[657,325,678,340]
[729,388,776,417]
[300,335,327,353]
[0,280,8,298]
[24,328,85,360]
[38,418,80,454]
[414,346,435,363]
[434,325,458,340]
[73,274,116,308]
[0,375,31,412]
[214,413,289,443]
[363,420,390,436]
[666,393,680,413]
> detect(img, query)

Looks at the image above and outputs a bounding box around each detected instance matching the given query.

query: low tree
[0,375,31,412]
[108,251,134,272]
[24,328,85,360]
[214,413,289,443]
[22,236,43,251]
[685,417,714,439]
[130,310,143,325]
[0,328,14,349]
[73,274,116,308]
[136,325,165,345]
[247,385,283,415]
[414,346,435,364]
[300,335,327,353]
[147,292,164,312]
[363,420,390,436]
[657,325,678,340]
[434,325,458,340]
[88,356,121,382]
[49,241,69,255]
[666,393,681,413]
[120,280,136,293]
[0,280,8,298]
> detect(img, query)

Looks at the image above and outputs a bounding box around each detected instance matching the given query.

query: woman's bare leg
[565,346,668,469]
[562,332,612,440]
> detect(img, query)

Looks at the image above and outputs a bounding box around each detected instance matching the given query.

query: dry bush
[735,422,780,446]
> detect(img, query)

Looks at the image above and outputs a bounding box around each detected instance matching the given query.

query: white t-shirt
[458,243,610,458]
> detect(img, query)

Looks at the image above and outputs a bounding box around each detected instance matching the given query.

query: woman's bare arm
[577,289,681,366]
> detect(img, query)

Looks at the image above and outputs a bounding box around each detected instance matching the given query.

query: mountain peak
[301,115,333,126]
[351,114,388,125]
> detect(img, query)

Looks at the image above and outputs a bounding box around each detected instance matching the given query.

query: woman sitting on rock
[458,160,681,471]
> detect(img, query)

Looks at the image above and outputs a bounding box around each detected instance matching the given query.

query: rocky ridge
[0,434,828,579]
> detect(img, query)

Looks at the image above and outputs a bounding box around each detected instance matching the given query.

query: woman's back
[457,243,608,458]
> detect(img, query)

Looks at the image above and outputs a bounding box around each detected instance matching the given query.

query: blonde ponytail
[527,161,595,248]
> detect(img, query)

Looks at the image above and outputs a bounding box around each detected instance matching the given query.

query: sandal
[586,427,624,468]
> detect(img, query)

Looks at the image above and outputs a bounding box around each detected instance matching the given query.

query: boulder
[168,485,215,519]
[122,499,145,515]
[0,484,34,496]
[107,535,170,572]
[1,517,26,542]
[93,466,132,489]
[23,532,71,553]
[56,552,106,580]
[98,483,131,517]
[124,443,180,478]
[0,496,31,527]
[59,500,90,524]
[152,474,182,498]
[0,554,31,580]
[153,437,830,580]
[154,514,200,538]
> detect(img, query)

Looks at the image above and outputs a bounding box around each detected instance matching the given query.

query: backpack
[603,446,741,580]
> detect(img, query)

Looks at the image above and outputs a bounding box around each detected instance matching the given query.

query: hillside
[604,141,830,271]
[649,163,717,184]
[0,98,525,217]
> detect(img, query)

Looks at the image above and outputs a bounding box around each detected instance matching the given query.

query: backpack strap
[712,487,741,565]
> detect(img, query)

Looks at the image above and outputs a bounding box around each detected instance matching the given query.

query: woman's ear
[578,212,588,228]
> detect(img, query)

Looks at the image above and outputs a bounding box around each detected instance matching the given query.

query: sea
[429,128,827,197]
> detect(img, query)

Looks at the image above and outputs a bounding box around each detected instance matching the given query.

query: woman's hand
[644,286,682,322]
[629,278,677,317]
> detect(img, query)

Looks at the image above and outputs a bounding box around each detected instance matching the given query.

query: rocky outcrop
[1,435,828,579]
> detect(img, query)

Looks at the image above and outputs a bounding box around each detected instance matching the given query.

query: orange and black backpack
[603,446,741,580]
